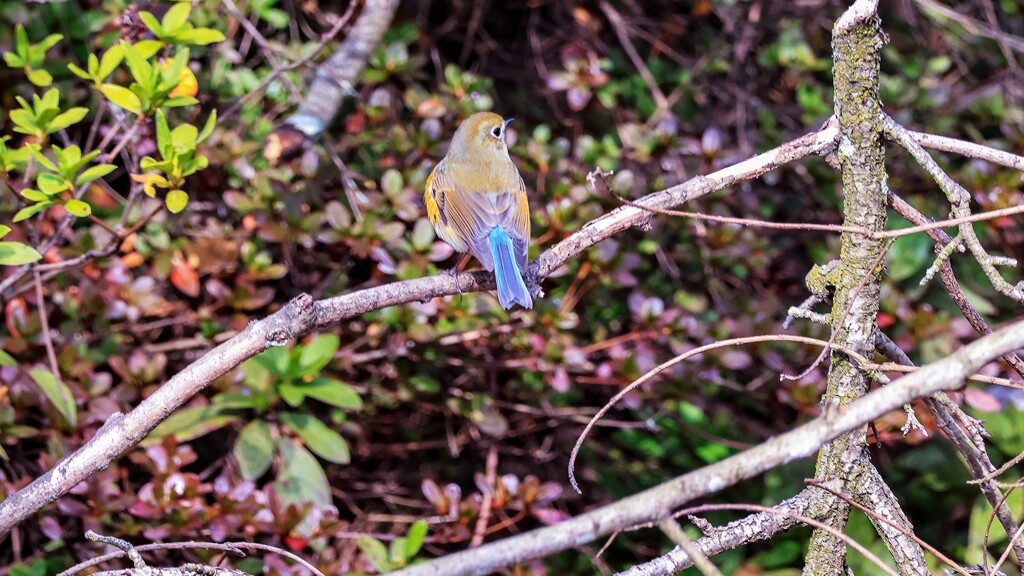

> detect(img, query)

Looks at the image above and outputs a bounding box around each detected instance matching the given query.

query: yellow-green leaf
[27,68,53,87]
[166,189,188,213]
[99,84,143,115]
[64,199,92,217]
[0,241,43,266]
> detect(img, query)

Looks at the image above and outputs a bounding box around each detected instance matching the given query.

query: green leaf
[357,537,393,573]
[3,52,24,67]
[34,34,63,54]
[279,383,306,407]
[40,88,59,110]
[120,40,153,87]
[197,109,217,142]
[0,225,8,239]
[888,231,932,281]
[162,2,191,33]
[0,349,16,367]
[37,173,68,195]
[27,69,52,87]
[19,189,49,202]
[390,537,408,565]
[0,241,43,265]
[64,199,92,217]
[75,164,116,186]
[98,45,125,78]
[274,437,331,507]
[13,202,53,222]
[234,420,275,480]
[300,377,363,410]
[163,96,199,108]
[405,520,428,558]
[165,189,188,213]
[279,411,350,464]
[133,40,163,59]
[67,62,91,80]
[175,27,226,45]
[154,109,171,158]
[138,11,164,37]
[252,346,291,378]
[297,334,340,374]
[14,25,28,54]
[147,405,237,444]
[159,48,190,92]
[171,123,199,148]
[100,83,143,115]
[30,149,58,172]
[47,107,89,133]
[29,368,76,426]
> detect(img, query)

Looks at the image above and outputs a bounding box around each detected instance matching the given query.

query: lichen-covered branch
[804,0,893,573]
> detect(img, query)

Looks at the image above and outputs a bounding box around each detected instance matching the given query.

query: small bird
[424,112,533,309]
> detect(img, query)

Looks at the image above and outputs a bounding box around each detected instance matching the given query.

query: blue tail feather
[487,228,533,310]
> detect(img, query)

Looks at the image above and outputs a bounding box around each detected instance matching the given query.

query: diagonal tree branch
[0,126,838,537]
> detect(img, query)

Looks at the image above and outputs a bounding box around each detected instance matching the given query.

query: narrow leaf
[29,368,76,426]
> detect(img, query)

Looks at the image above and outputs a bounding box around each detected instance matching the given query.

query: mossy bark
[802,9,887,576]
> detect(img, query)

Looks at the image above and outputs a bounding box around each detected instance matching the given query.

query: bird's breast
[448,156,521,195]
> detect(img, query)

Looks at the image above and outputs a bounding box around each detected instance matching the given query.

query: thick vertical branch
[804,1,894,573]
[263,0,399,164]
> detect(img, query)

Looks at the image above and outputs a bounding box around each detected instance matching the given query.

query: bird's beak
[504,117,515,128]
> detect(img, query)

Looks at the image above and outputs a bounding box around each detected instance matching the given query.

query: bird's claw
[445,267,463,296]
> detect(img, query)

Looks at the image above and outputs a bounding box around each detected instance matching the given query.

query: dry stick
[566,332,1013,495]
[617,199,1024,241]
[662,503,900,576]
[59,529,322,575]
[273,0,399,141]
[220,0,304,103]
[218,0,361,122]
[33,269,60,378]
[806,479,972,576]
[992,520,1024,576]
[655,518,723,576]
[913,0,1024,53]
[617,488,823,576]
[982,487,1020,576]
[910,130,1024,171]
[883,189,1024,380]
[599,1,670,117]
[469,444,499,548]
[0,123,840,536]
[884,114,1024,303]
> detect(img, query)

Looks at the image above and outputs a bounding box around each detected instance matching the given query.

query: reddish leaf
[169,257,200,298]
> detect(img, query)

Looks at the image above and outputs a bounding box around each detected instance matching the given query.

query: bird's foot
[445,266,463,297]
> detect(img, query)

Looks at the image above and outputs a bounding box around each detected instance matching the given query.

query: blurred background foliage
[1,0,1024,574]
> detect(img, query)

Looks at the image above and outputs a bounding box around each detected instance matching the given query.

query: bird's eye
[491,125,502,138]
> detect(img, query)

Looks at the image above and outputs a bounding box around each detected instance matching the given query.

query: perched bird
[424,112,533,310]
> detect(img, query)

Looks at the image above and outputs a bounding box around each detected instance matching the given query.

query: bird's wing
[426,162,530,271]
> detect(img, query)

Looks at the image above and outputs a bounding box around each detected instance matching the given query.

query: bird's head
[449,112,514,159]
